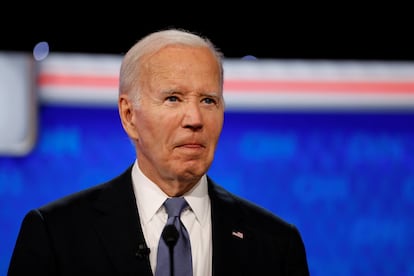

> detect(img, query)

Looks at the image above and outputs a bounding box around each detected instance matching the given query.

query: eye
[166,96,180,102]
[202,97,217,105]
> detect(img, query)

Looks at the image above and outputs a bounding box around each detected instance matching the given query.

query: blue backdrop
[1,104,413,275]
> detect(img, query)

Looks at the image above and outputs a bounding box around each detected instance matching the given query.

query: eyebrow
[160,90,220,98]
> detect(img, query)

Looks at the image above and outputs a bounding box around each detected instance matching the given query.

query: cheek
[138,114,174,142]
[208,114,224,132]
[135,112,156,138]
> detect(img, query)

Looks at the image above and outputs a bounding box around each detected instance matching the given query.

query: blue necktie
[155,197,193,276]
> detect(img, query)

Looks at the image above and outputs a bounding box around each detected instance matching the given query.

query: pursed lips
[175,140,206,150]
[178,143,205,148]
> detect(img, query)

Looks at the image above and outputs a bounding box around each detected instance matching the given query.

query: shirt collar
[131,160,210,226]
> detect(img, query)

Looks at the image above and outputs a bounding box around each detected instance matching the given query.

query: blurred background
[1,5,413,275]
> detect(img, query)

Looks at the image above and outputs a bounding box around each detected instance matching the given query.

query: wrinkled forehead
[141,46,222,83]
[143,45,220,69]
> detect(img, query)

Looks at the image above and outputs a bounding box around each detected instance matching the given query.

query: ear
[118,94,139,140]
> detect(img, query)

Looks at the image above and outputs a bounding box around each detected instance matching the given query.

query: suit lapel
[91,166,152,275]
[87,168,250,274]
[208,178,250,275]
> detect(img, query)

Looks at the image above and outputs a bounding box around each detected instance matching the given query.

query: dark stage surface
[2,5,413,61]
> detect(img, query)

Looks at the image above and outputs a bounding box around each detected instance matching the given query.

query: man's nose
[182,102,203,130]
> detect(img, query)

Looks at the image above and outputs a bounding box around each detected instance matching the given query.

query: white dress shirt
[131,160,212,276]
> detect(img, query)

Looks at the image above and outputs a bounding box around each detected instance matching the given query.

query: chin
[177,167,206,182]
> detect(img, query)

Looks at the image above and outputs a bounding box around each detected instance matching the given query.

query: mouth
[175,140,207,152]
[178,143,205,149]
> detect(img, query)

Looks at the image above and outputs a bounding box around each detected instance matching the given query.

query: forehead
[145,45,219,72]
[140,45,222,92]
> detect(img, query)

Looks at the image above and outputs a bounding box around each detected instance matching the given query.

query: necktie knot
[164,197,188,218]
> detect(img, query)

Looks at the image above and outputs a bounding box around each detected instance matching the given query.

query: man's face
[131,45,224,187]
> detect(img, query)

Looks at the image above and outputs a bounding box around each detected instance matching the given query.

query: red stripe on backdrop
[38,74,119,88]
[224,80,414,93]
[37,73,414,94]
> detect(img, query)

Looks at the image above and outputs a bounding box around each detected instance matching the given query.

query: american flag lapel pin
[232,230,244,239]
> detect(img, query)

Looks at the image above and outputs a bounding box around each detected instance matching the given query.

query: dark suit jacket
[8,164,309,275]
